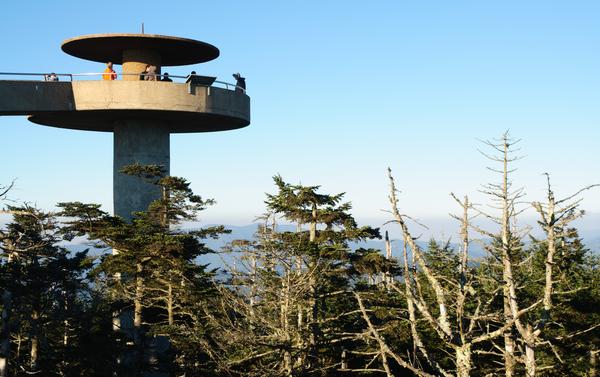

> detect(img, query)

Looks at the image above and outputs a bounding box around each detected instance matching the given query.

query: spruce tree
[211,175,380,376]
[58,164,226,376]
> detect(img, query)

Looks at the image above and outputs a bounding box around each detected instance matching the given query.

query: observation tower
[0,33,250,218]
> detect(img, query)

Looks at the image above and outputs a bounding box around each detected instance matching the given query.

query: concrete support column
[114,120,170,219]
[122,49,162,80]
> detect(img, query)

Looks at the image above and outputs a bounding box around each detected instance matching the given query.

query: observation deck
[0,75,250,132]
[0,32,251,220]
[0,33,250,132]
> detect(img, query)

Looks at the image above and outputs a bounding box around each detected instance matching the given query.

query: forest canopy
[1,133,598,377]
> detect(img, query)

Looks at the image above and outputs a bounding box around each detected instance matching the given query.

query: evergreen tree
[58,164,227,376]
[0,205,108,376]
[211,176,380,376]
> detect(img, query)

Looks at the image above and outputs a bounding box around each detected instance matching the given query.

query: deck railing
[0,72,245,93]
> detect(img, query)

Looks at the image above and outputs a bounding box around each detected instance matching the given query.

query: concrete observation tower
[0,33,250,218]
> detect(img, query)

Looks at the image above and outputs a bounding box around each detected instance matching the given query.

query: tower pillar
[113,120,170,219]
[122,49,162,80]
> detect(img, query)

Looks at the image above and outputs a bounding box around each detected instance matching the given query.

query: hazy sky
[1,1,599,239]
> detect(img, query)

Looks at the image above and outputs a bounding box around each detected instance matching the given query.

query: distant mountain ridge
[63,223,600,268]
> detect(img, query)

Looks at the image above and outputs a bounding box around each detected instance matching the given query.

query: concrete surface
[0,80,250,132]
[61,33,219,66]
[114,120,170,219]
[122,49,162,81]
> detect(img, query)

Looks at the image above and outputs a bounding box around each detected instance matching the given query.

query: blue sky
[1,1,599,239]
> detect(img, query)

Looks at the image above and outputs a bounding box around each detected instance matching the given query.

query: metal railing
[0,72,245,93]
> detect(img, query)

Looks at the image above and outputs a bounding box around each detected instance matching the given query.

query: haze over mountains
[63,222,600,268]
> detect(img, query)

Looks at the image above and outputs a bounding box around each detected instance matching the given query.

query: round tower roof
[61,33,220,66]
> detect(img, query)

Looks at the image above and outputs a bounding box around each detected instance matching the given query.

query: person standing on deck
[103,62,117,80]
[232,72,246,93]
[145,65,157,81]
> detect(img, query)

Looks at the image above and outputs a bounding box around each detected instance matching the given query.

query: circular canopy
[61,33,220,66]
[28,110,249,133]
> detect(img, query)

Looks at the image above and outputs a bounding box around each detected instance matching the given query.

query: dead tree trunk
[477,134,525,377]
[452,194,474,377]
[455,343,472,377]
[402,240,433,366]
[500,139,517,377]
[309,204,317,243]
[0,288,12,377]
[524,326,536,377]
[134,261,144,375]
[0,246,15,377]
[280,271,293,377]
[382,231,392,287]
[307,209,319,369]
[590,348,598,377]
[60,287,70,376]
[167,283,174,326]
[307,274,318,369]
[30,307,40,371]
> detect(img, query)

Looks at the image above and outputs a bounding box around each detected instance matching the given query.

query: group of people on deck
[102,62,170,81]
[139,64,172,81]
[101,61,246,92]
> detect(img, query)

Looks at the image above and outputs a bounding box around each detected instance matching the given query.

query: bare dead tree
[473,132,530,377]
[471,133,600,376]
[0,181,14,202]
[353,291,436,377]
[521,175,600,376]
[208,222,318,376]
[382,167,535,377]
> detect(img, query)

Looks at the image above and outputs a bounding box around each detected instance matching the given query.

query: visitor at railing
[139,65,149,80]
[44,73,59,82]
[102,62,117,80]
[0,72,245,93]
[145,65,158,81]
[185,71,197,83]
[233,72,246,94]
